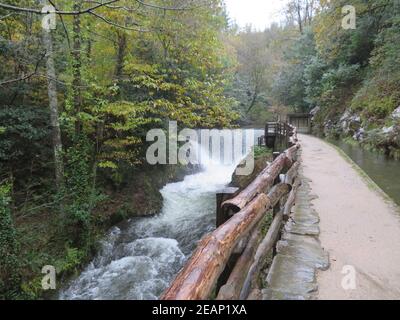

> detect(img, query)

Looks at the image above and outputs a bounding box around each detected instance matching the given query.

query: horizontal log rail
[161,122,301,301]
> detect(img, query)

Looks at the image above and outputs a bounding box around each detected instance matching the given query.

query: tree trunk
[43,30,64,191]
[114,32,127,83]
[72,1,83,136]
[246,86,259,114]
[296,2,303,33]
[42,27,64,193]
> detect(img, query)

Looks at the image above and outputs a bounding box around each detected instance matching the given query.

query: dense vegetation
[1,0,399,299]
[227,0,400,153]
[0,0,240,299]
[269,0,400,157]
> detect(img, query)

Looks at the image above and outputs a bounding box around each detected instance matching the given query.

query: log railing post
[162,121,301,301]
[216,187,239,228]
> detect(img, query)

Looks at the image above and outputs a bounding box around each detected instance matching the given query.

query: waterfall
[60,129,263,300]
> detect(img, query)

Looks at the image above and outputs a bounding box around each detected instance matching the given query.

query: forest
[1,0,399,299]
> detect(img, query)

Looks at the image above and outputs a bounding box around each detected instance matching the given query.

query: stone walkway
[263,135,400,300]
[300,134,400,300]
[262,169,329,300]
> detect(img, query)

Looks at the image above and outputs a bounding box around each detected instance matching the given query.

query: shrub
[0,181,20,299]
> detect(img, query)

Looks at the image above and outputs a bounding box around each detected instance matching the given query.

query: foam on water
[60,129,263,300]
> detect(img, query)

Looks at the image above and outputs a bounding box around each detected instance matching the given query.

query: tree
[72,0,83,136]
[0,181,20,298]
[286,0,317,33]
[0,0,239,298]
[41,12,65,193]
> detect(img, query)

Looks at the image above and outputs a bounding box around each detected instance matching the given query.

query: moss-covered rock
[313,106,400,160]
[94,163,199,227]
[230,146,273,190]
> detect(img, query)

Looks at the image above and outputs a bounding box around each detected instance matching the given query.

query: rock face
[310,106,320,119]
[339,109,361,136]
[230,148,273,189]
[323,119,334,137]
[353,127,365,141]
[262,172,329,300]
[315,105,400,158]
[382,125,395,135]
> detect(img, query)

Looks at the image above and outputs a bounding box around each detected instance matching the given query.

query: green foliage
[55,247,85,275]
[0,0,241,299]
[3,0,398,299]
[0,106,51,183]
[20,276,43,300]
[271,0,399,138]
[0,181,20,299]
[18,247,86,300]
[351,13,400,120]
[225,27,289,122]
[253,146,272,159]
[260,211,274,236]
[272,29,317,112]
[64,136,101,249]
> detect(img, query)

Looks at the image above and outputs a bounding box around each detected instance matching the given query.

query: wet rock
[278,234,329,270]
[285,219,320,236]
[262,174,328,300]
[382,125,395,135]
[323,120,334,136]
[353,127,365,141]
[310,107,321,123]
[339,109,361,135]
[262,255,317,300]
[310,106,320,116]
[391,106,400,120]
[340,109,351,122]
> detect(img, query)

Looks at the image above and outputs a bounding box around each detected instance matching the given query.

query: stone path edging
[262,160,329,300]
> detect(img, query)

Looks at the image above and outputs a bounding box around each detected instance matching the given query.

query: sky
[224,0,289,30]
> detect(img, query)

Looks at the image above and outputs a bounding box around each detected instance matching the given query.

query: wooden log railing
[263,121,296,151]
[161,123,300,301]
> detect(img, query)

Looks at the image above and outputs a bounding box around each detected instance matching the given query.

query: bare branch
[48,0,71,49]
[88,11,149,32]
[0,12,18,20]
[0,52,46,86]
[133,0,206,11]
[0,1,121,15]
[0,0,207,15]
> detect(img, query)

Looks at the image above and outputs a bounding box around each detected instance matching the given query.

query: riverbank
[313,106,400,160]
[58,132,268,300]
[299,134,400,300]
[13,164,195,299]
[327,139,400,206]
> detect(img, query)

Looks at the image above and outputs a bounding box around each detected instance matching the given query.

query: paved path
[300,134,400,300]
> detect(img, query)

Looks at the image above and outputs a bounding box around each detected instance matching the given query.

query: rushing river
[60,129,263,300]
[329,139,400,206]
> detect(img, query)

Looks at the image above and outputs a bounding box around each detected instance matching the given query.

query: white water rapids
[60,129,263,300]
